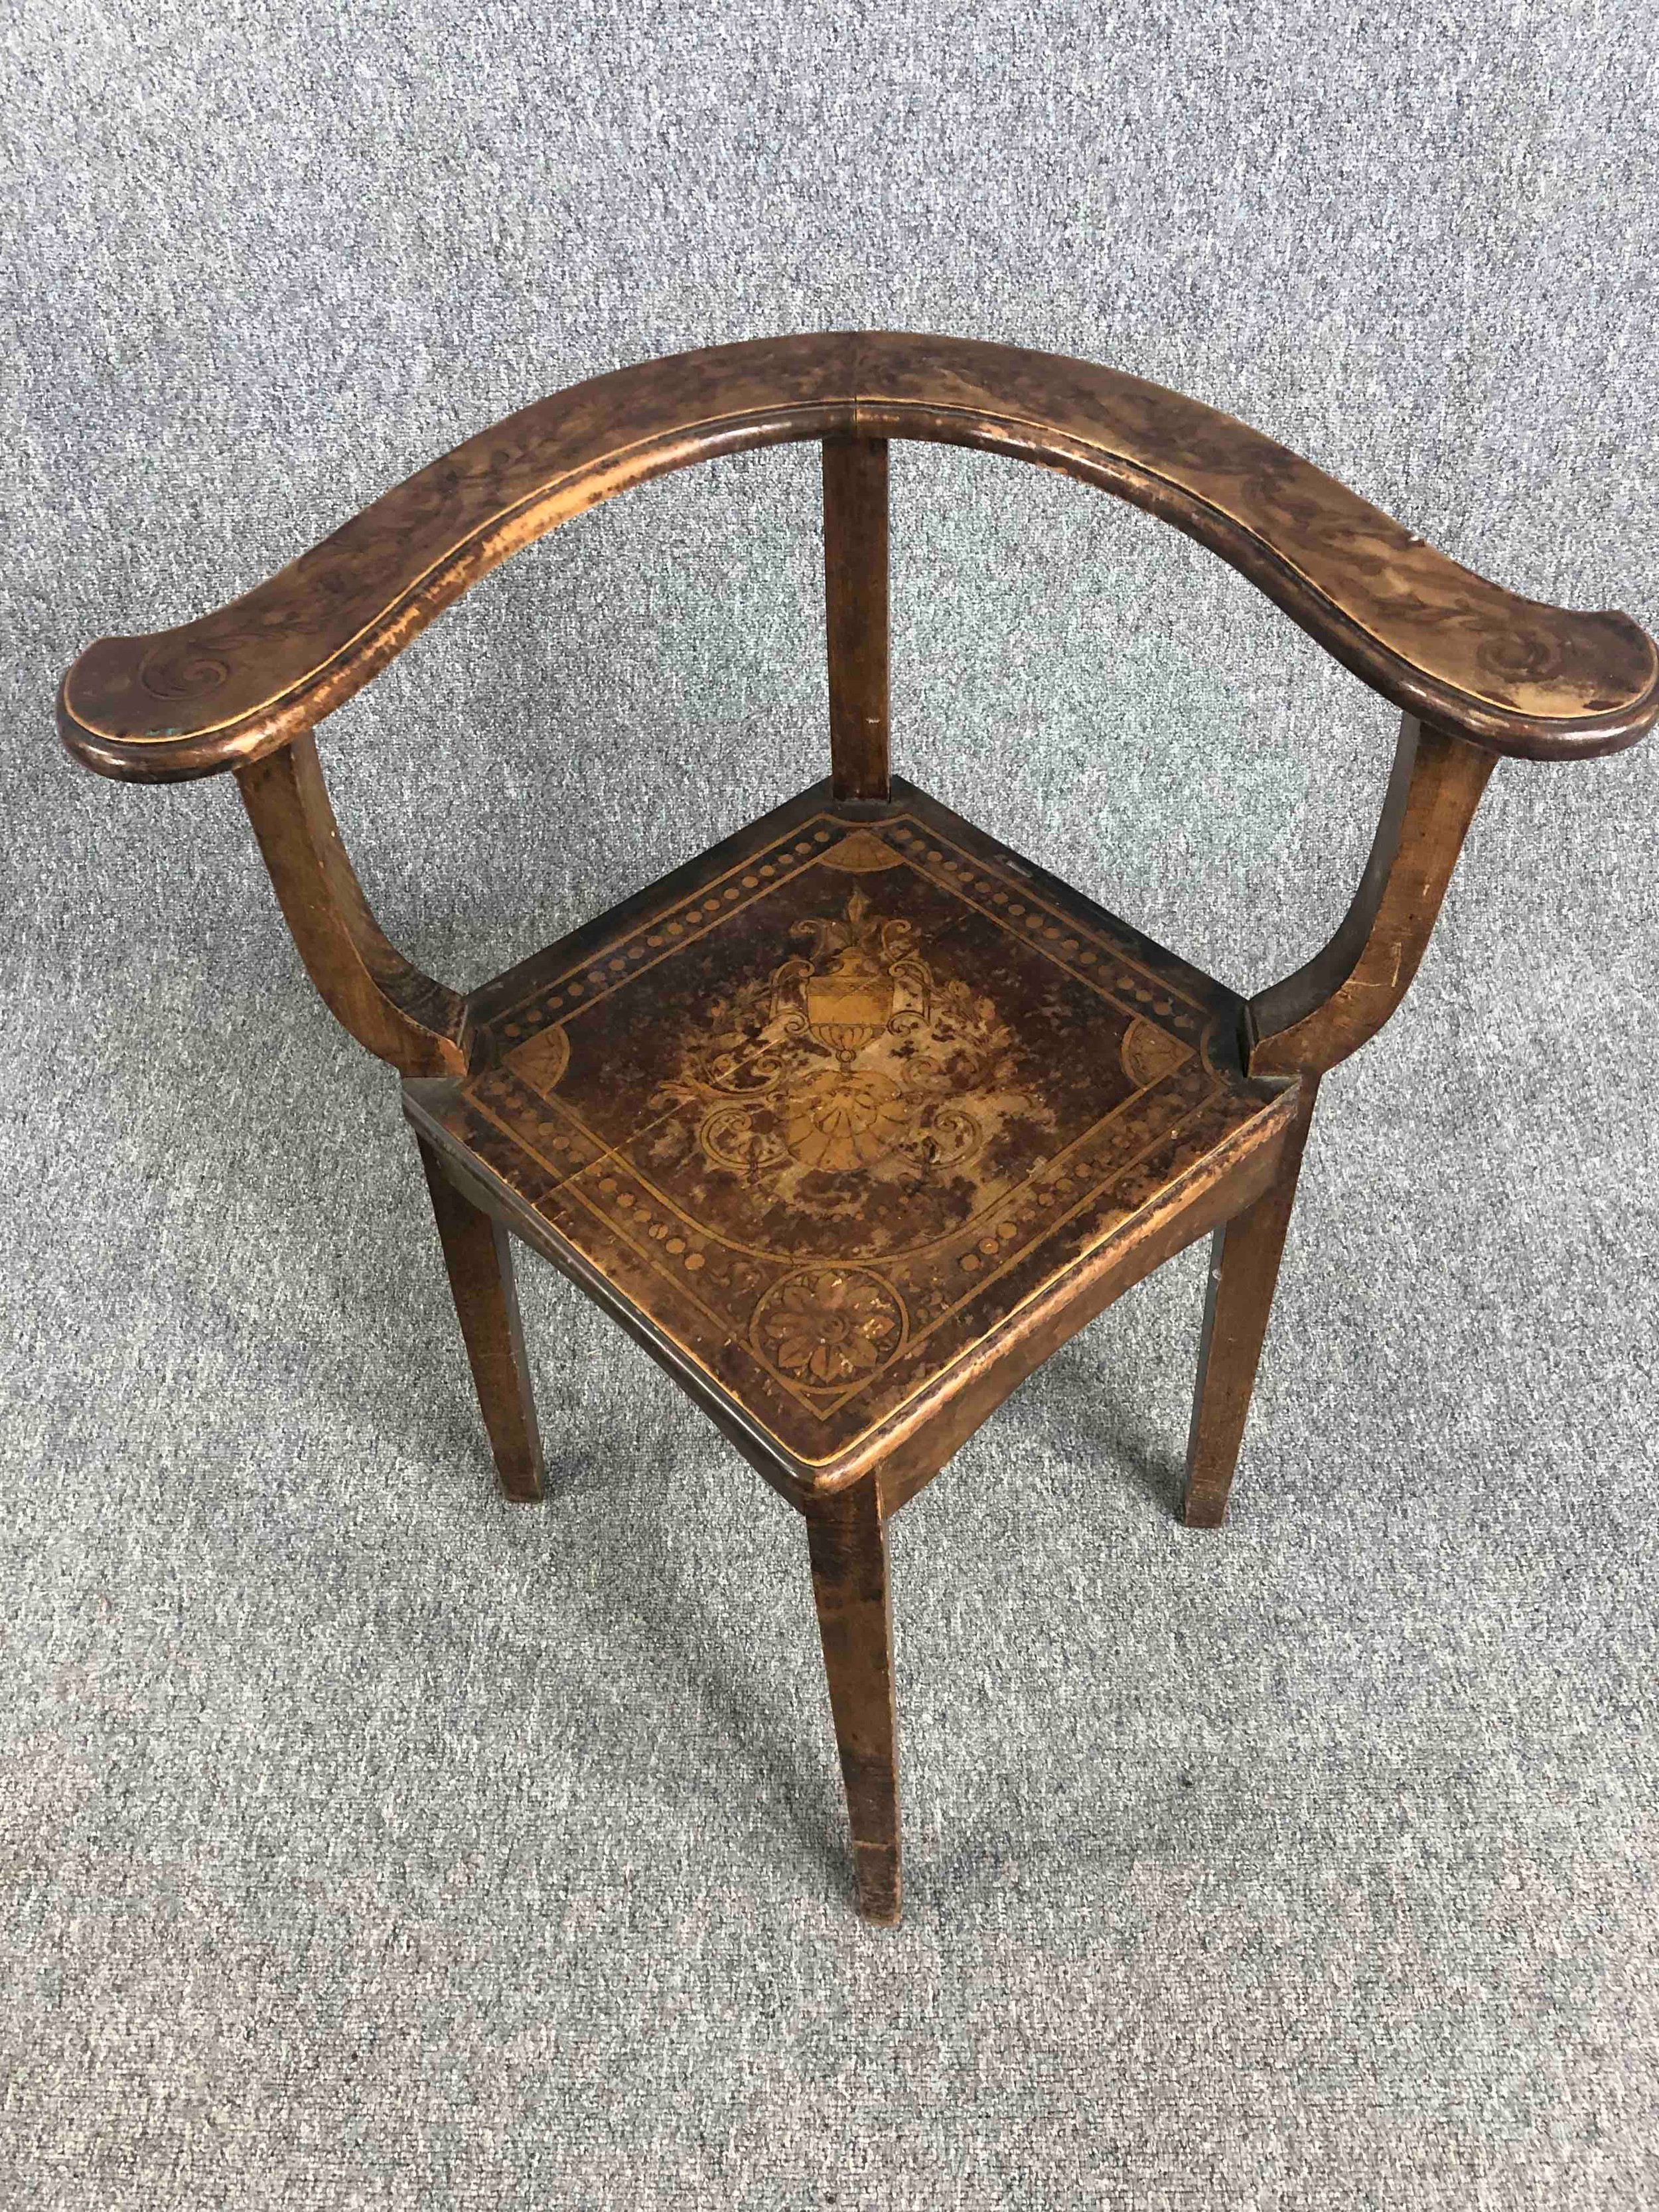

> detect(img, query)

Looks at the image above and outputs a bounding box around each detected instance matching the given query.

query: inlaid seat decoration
[408,788,1286,1475]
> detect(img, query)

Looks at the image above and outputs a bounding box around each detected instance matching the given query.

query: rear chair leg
[416,1136,545,1503]
[808,1479,901,1924]
[1183,1082,1319,1529]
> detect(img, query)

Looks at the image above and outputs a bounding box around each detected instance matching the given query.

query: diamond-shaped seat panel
[405,780,1289,1479]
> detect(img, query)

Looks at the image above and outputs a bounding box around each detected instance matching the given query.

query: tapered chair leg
[1183,1080,1320,1529]
[808,1479,901,1923]
[416,1137,545,1503]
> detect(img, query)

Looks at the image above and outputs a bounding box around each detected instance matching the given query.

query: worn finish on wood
[59,333,1658,782]
[58,329,1658,1924]
[1247,715,1496,1080]
[405,778,1294,1497]
[417,1136,544,1503]
[823,435,891,801]
[1183,1077,1320,1529]
[808,1477,900,1923]
[237,731,470,1076]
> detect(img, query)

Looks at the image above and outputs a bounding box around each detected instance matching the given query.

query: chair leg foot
[807,1480,901,1925]
[417,1137,545,1503]
[1183,1080,1319,1530]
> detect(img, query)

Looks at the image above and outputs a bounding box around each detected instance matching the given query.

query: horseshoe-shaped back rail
[58,331,1658,780]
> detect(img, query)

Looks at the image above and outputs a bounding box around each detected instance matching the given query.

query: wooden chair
[59,334,1657,1924]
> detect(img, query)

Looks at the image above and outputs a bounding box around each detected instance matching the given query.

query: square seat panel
[404,778,1296,1497]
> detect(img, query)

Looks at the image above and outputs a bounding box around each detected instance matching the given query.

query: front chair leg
[1183,1080,1320,1529]
[416,1137,545,1503]
[807,1479,901,1923]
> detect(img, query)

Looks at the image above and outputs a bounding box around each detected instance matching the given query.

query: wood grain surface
[403,777,1296,1497]
[59,332,1658,779]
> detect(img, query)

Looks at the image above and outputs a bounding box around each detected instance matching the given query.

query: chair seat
[404,778,1295,1494]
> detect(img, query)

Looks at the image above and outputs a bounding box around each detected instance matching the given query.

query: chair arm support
[236,733,471,1076]
[1246,715,1494,1080]
[56,334,1659,783]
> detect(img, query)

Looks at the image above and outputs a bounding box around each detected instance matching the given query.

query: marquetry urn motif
[652,883,1042,1198]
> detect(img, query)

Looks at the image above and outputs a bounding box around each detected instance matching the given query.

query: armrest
[58,331,1658,782]
[60,335,863,782]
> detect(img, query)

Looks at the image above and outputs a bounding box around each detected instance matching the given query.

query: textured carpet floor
[4,4,1658,2206]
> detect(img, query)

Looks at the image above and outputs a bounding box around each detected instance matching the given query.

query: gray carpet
[5,3,1658,2204]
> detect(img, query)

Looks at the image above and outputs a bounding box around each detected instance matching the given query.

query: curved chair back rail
[58,331,1658,782]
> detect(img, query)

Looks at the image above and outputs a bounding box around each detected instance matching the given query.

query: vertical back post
[822,435,891,800]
